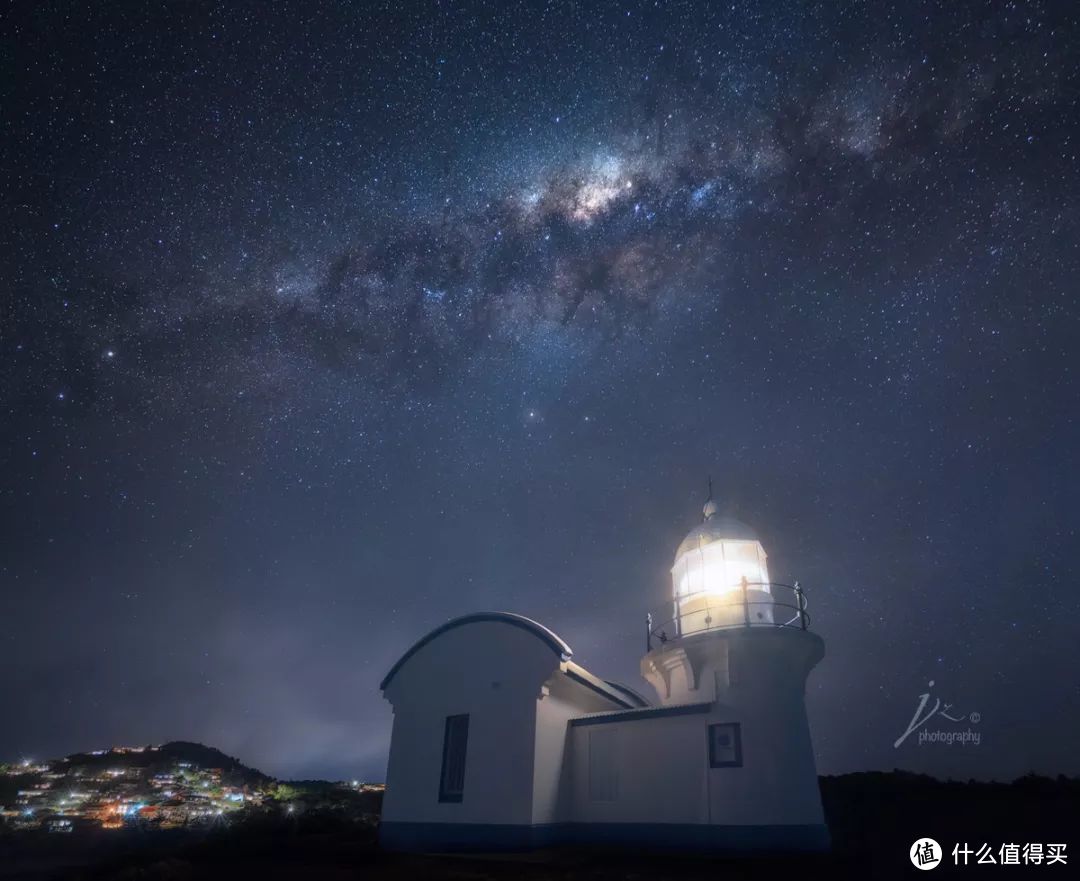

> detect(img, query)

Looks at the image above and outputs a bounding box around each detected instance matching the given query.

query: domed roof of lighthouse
[675,500,760,561]
[670,496,773,620]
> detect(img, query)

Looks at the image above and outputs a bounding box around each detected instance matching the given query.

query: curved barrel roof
[379,611,573,691]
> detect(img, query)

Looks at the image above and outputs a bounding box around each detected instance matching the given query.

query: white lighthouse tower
[640,498,827,845]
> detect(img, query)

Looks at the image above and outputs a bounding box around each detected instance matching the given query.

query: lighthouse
[378,497,829,852]
[639,500,828,845]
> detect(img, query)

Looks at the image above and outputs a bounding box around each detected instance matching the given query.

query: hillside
[51,742,272,788]
[1,742,289,835]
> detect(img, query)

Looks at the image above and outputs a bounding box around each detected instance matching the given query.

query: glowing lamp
[670,501,774,633]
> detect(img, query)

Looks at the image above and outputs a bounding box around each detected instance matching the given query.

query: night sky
[3,1,1078,782]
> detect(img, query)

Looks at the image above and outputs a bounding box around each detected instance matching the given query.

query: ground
[2,774,1076,880]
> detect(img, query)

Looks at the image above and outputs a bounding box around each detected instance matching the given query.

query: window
[588,728,618,801]
[708,722,743,768]
[438,714,469,802]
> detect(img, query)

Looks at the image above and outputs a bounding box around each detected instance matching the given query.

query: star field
[2,1,1079,780]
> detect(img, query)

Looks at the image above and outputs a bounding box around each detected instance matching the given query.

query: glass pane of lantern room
[675,550,705,598]
[704,540,770,595]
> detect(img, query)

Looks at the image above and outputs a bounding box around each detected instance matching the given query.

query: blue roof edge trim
[380,611,573,692]
[603,680,651,708]
[563,665,635,710]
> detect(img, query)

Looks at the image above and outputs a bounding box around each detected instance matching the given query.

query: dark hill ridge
[53,742,272,786]
[819,770,1080,873]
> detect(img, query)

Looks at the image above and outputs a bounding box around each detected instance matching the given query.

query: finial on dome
[703,475,718,520]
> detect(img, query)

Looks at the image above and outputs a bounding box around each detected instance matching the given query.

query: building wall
[531,672,615,824]
[568,708,710,825]
[704,689,823,826]
[381,620,560,827]
[567,697,824,829]
[573,629,827,830]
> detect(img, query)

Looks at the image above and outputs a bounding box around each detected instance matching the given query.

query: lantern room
[670,500,775,633]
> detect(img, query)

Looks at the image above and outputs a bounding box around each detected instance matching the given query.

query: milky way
[2,1,1079,780]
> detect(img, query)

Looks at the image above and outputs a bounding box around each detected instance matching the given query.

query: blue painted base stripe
[379,821,830,853]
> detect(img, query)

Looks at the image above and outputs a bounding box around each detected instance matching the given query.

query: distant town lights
[4,743,357,832]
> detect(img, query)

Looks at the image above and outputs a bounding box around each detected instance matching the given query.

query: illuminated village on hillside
[1,745,382,833]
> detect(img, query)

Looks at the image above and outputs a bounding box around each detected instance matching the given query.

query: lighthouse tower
[639,499,828,847]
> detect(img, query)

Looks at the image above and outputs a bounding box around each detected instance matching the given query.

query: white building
[379,501,828,852]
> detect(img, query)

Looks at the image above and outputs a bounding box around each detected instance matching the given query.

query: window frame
[438,713,470,803]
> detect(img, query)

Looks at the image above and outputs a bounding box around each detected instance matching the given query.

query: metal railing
[645,581,810,651]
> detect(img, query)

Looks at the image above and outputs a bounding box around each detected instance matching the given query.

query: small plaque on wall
[708,722,743,768]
